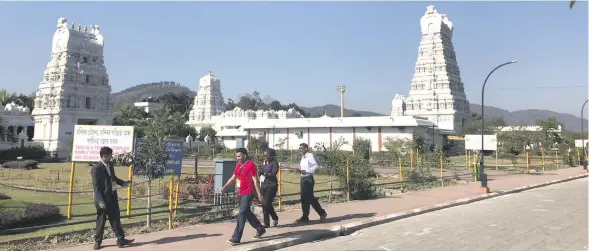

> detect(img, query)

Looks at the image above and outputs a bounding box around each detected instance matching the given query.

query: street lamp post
[581,99,588,172]
[480,60,518,193]
[337,85,346,117]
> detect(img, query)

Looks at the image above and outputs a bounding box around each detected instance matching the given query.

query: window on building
[85,75,90,83]
[83,57,88,63]
[85,97,91,109]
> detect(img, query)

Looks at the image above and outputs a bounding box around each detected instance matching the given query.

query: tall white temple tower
[32,18,114,155]
[187,71,226,130]
[391,5,471,132]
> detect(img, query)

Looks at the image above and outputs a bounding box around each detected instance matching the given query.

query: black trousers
[94,192,125,243]
[261,183,278,226]
[300,176,326,219]
[232,194,263,242]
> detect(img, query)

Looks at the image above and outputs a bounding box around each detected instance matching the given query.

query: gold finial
[77,24,81,31]
[71,23,75,29]
[83,25,88,32]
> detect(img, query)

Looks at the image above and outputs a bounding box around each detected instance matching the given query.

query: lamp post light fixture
[336,85,346,118]
[480,60,518,193]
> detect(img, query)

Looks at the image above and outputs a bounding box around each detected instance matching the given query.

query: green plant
[313,147,378,200]
[0,146,47,161]
[247,135,268,154]
[0,202,62,230]
[1,160,39,170]
[352,137,371,161]
[132,118,172,227]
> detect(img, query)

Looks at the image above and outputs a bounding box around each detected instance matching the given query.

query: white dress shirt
[100,160,114,191]
[299,152,319,177]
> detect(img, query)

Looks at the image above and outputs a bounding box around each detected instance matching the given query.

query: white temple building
[31,18,114,156]
[186,70,440,151]
[0,102,39,150]
[391,5,471,133]
[186,6,470,151]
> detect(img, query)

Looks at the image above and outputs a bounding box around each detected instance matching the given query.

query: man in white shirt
[294,143,327,223]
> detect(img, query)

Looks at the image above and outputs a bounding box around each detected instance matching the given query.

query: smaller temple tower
[187,72,226,130]
[32,17,114,156]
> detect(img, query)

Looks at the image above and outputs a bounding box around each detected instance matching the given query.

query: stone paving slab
[279,178,589,251]
[49,168,586,251]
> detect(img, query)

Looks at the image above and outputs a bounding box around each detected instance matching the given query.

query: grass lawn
[0,161,349,243]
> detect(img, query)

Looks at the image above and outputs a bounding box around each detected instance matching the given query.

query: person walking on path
[91,147,134,250]
[295,143,327,223]
[259,148,280,228]
[222,148,266,245]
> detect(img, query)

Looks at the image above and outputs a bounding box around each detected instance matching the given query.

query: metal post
[480,60,517,193]
[581,99,588,172]
[337,85,346,118]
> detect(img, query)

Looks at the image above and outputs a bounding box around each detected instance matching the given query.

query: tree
[225,98,237,110]
[113,105,149,126]
[535,117,563,149]
[226,91,310,117]
[382,137,416,162]
[268,100,282,111]
[149,108,197,139]
[198,126,217,142]
[0,89,8,105]
[459,113,506,135]
[132,119,171,227]
[499,126,539,155]
[570,0,576,8]
[158,92,194,120]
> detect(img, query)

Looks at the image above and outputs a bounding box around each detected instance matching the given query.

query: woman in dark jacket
[260,148,279,227]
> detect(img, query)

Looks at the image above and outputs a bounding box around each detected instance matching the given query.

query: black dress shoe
[117,238,135,248]
[93,242,101,250]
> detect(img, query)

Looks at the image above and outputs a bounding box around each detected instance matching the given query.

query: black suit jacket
[91,161,125,205]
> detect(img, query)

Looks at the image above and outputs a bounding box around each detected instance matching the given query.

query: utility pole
[337,85,346,118]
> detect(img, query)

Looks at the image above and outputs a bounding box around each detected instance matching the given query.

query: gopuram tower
[187,71,226,130]
[391,5,471,132]
[32,17,114,156]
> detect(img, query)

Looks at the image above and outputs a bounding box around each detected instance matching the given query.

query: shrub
[352,137,371,161]
[247,136,268,154]
[0,193,11,200]
[313,149,378,200]
[0,202,62,230]
[0,146,47,161]
[1,160,39,170]
[176,175,215,203]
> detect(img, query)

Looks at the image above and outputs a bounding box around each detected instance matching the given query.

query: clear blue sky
[0,1,587,116]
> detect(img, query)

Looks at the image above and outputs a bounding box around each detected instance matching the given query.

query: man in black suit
[91,146,134,250]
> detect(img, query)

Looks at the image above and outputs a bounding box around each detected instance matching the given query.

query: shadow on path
[276,212,376,229]
[122,233,223,247]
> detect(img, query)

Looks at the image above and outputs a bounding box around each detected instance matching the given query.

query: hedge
[0,202,62,230]
[0,146,47,161]
[0,193,11,200]
[1,160,39,170]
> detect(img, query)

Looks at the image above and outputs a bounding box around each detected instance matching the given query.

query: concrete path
[281,178,589,251]
[50,168,587,251]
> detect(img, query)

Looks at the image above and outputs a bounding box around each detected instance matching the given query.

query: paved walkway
[51,168,585,251]
[281,178,589,251]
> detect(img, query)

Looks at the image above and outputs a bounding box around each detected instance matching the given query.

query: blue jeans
[232,194,263,242]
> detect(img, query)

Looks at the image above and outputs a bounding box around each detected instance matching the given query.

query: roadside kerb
[228,173,588,251]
